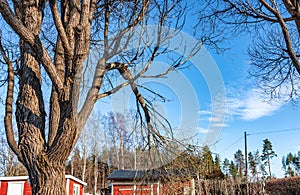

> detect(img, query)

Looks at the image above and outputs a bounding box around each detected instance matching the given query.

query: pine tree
[282,151,300,177]
[213,155,224,179]
[202,146,215,178]
[229,160,238,180]
[222,158,230,178]
[234,149,245,181]
[261,139,277,178]
[248,152,258,181]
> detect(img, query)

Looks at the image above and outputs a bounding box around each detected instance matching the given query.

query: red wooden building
[108,170,196,195]
[0,175,87,195]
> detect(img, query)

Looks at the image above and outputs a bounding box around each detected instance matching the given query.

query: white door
[7,182,24,195]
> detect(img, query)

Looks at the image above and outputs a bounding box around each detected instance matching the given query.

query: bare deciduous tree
[198,0,300,99]
[101,112,133,170]
[0,131,27,176]
[0,0,191,194]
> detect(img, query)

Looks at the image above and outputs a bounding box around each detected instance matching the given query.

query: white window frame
[73,184,80,195]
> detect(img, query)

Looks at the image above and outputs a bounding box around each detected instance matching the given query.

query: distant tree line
[282,151,300,177]
[223,138,277,182]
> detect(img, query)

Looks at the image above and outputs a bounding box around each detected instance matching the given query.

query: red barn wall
[0,180,32,195]
[0,181,8,195]
[68,178,84,195]
[0,177,85,195]
[23,182,32,195]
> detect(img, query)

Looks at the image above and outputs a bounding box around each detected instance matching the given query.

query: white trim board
[0,176,29,181]
[65,175,87,186]
[0,175,87,186]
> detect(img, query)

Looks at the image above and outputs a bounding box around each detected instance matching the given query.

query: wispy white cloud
[209,116,223,122]
[211,122,228,128]
[198,97,227,137]
[198,127,210,134]
[196,86,286,144]
[227,88,285,120]
[198,110,212,115]
[199,87,286,123]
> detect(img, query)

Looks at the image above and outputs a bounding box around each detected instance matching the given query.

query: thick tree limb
[48,38,66,147]
[96,81,131,99]
[118,65,166,143]
[79,0,90,27]
[118,66,150,122]
[0,0,64,91]
[71,0,95,111]
[78,0,156,131]
[11,0,21,18]
[49,0,71,57]
[283,0,300,34]
[78,58,106,130]
[104,0,109,57]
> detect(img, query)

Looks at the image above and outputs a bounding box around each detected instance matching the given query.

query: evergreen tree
[286,152,295,176]
[248,152,258,181]
[229,160,238,180]
[234,149,245,180]
[295,152,300,174]
[261,139,277,178]
[202,146,215,178]
[282,151,300,177]
[249,150,265,181]
[282,155,287,175]
[253,150,262,181]
[213,155,224,179]
[260,163,268,180]
[222,158,230,178]
[200,146,223,179]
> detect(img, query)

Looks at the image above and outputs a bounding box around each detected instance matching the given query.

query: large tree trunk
[28,163,66,194]
[15,0,71,194]
[0,0,162,193]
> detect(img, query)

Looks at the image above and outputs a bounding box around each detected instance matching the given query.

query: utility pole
[244,131,248,194]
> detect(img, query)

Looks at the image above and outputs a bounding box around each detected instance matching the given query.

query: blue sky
[0,0,298,179]
[81,3,299,179]
[203,36,300,178]
[93,24,300,177]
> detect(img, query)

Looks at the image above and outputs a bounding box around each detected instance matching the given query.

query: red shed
[108,170,196,195]
[0,175,87,195]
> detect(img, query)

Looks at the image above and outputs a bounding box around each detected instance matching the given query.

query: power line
[248,127,300,136]
[218,127,300,155]
[219,136,244,154]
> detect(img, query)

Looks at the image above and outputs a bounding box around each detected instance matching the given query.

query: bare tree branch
[259,0,300,74]
[198,0,300,100]
[49,0,71,56]
[283,0,300,34]
[0,33,22,161]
